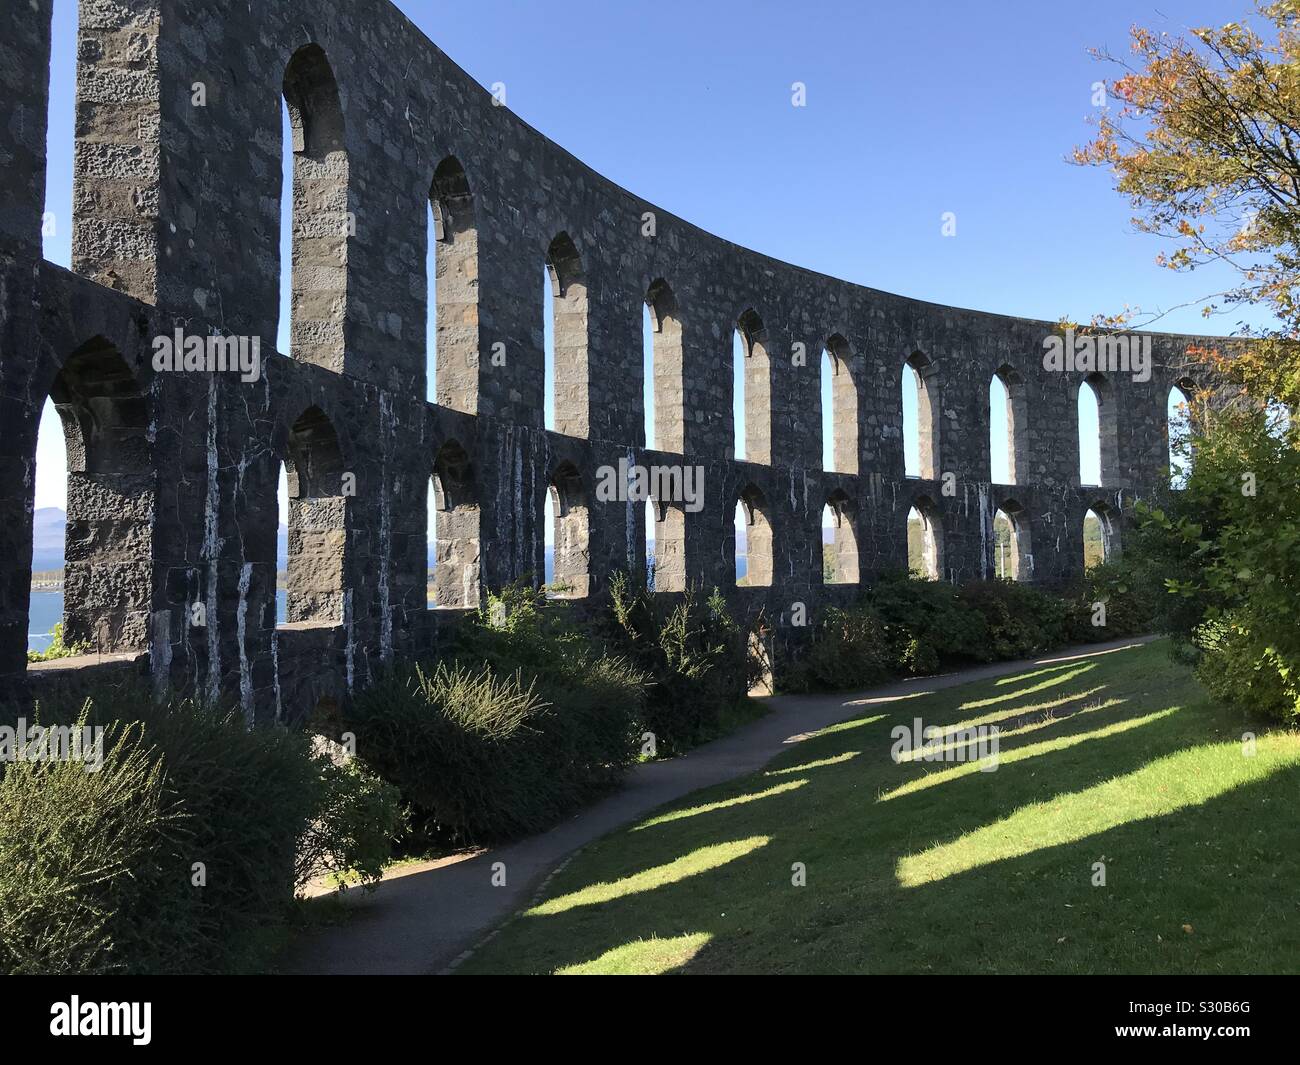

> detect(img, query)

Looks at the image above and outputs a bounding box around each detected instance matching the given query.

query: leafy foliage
[1131,406,1300,723]
[602,572,761,755]
[0,711,172,974]
[345,587,646,846]
[0,686,399,975]
[1075,3,1300,723]
[1076,2,1300,367]
[27,622,88,663]
[783,572,1158,693]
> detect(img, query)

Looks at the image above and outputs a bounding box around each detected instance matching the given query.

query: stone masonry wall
[0,0,1233,720]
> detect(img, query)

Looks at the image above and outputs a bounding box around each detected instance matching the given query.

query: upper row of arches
[273,44,1194,488]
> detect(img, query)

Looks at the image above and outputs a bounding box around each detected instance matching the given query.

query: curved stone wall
[0,0,1228,718]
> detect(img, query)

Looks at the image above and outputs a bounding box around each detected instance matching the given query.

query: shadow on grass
[460,641,1300,975]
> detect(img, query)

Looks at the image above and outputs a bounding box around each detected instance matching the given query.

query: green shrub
[297,742,406,892]
[74,692,321,973]
[783,605,895,692]
[601,572,758,754]
[958,580,1071,660]
[26,622,87,663]
[0,711,173,975]
[1121,404,1300,724]
[345,592,647,846]
[1193,613,1299,725]
[863,573,990,665]
[0,684,400,975]
[1067,555,1163,642]
[782,568,1160,695]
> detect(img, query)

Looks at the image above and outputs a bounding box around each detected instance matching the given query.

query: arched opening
[280,406,347,627]
[1083,505,1118,571]
[1168,379,1195,489]
[646,497,686,593]
[28,339,154,661]
[429,156,478,414]
[545,463,589,598]
[645,279,684,452]
[822,335,858,474]
[993,502,1032,582]
[822,492,859,585]
[28,400,68,656]
[906,498,943,580]
[430,440,480,609]
[990,364,1027,484]
[902,352,938,479]
[425,200,437,402]
[643,304,656,450]
[282,44,349,373]
[544,232,588,437]
[734,309,771,463]
[733,485,773,587]
[644,498,657,589]
[41,0,78,267]
[1079,372,1119,486]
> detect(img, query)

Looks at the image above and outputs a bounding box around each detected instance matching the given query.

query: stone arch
[647,495,686,593]
[544,231,588,438]
[733,483,773,587]
[545,461,589,598]
[993,499,1033,582]
[429,156,479,414]
[903,351,939,479]
[280,405,348,626]
[1167,376,1197,488]
[990,363,1028,484]
[824,334,858,474]
[906,494,943,580]
[34,336,154,657]
[1083,501,1120,570]
[430,439,481,609]
[735,308,772,464]
[823,489,859,585]
[1079,372,1120,486]
[645,278,685,452]
[282,43,349,373]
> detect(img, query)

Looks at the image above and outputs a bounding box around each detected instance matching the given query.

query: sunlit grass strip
[766,751,860,776]
[801,713,886,738]
[896,731,1300,887]
[880,705,1174,802]
[957,664,1096,711]
[554,932,712,975]
[633,780,807,831]
[930,685,1110,737]
[893,696,1128,764]
[527,836,770,916]
[991,660,1102,688]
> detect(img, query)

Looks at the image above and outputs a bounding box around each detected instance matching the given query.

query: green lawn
[461,641,1300,975]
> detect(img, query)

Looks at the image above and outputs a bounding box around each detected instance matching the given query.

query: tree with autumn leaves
[1076,1,1300,723]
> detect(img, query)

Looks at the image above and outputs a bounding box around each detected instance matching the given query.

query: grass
[460,640,1300,975]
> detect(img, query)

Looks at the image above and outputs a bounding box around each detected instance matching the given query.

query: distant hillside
[32,507,65,571]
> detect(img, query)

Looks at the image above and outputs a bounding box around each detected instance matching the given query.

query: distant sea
[28,591,290,654]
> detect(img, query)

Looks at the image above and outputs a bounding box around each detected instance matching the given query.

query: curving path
[280,636,1156,975]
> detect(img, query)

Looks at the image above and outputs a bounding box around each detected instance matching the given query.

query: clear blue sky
[37,0,1252,518]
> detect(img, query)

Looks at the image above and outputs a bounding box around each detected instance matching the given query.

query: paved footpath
[280,636,1154,974]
